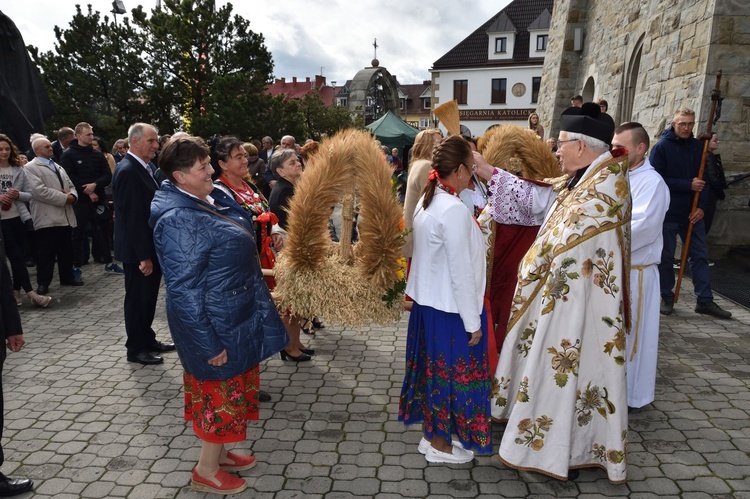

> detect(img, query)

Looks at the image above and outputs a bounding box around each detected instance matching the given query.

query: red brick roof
[266,75,338,106]
[432,0,554,70]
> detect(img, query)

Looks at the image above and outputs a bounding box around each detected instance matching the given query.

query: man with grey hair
[475,102,630,483]
[113,123,175,365]
[24,138,78,295]
[52,126,74,162]
[23,133,45,161]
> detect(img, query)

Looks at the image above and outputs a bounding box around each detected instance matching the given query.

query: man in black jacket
[60,122,120,279]
[0,232,33,496]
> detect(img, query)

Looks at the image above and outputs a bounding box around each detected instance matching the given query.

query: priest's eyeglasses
[557,138,580,145]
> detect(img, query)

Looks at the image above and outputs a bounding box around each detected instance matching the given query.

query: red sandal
[191,468,247,495]
[219,451,257,472]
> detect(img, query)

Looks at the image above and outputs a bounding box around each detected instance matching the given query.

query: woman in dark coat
[268,149,316,361]
[150,136,288,495]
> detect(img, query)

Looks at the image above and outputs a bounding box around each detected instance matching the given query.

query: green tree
[29,4,149,145]
[132,0,274,138]
[298,91,361,140]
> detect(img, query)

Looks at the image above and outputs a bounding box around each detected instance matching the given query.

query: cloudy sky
[3,0,511,85]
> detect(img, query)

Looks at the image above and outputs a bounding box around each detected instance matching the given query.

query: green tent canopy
[365,111,420,153]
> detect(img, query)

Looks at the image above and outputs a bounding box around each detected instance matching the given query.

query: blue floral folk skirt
[398,302,492,454]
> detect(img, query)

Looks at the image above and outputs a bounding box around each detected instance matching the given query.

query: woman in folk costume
[474,103,631,483]
[399,135,492,464]
[477,126,561,353]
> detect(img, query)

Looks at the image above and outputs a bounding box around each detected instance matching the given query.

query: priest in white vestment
[612,123,670,409]
[475,103,631,484]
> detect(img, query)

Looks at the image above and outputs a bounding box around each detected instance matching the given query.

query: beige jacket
[24,157,78,230]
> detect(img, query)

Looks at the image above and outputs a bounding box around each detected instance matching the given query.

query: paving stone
[1,272,748,497]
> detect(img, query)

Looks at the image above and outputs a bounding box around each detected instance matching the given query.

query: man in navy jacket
[113,123,176,365]
[650,108,731,319]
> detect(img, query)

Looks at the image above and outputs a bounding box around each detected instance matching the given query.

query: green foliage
[28,0,363,147]
[132,0,274,138]
[299,91,360,140]
[29,5,149,145]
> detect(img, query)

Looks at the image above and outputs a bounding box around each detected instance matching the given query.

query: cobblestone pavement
[5,264,750,498]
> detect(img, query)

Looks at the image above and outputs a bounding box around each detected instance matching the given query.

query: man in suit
[51,127,74,163]
[0,232,34,496]
[112,123,175,365]
[24,138,79,294]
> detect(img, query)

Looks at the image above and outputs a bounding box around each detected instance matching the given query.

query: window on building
[400,98,406,110]
[536,34,548,51]
[531,77,541,104]
[453,80,468,105]
[338,98,348,107]
[495,37,507,53]
[491,78,507,104]
[423,97,431,109]
[419,118,431,128]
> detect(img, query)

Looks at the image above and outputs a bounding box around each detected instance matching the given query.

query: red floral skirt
[184,366,259,444]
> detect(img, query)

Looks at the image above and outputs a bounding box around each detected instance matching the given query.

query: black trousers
[123,262,162,356]
[72,203,111,266]
[36,226,75,286]
[0,217,32,292]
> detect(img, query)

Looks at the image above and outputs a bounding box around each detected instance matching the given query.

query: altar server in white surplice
[612,123,670,410]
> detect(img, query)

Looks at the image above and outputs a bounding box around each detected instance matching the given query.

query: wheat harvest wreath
[272,129,406,328]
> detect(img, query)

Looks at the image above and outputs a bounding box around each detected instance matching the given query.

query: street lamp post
[111,0,126,25]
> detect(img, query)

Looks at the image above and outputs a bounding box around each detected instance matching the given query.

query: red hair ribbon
[427,169,440,181]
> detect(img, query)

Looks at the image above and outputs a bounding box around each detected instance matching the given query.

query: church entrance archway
[620,35,644,124]
[582,76,596,103]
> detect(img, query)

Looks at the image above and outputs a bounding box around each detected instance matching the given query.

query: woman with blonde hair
[528,112,544,138]
[402,129,443,258]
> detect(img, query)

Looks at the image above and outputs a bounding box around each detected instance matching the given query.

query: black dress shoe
[0,472,33,496]
[127,352,164,365]
[36,285,49,295]
[301,348,316,356]
[150,341,176,353]
[258,390,271,402]
[61,279,84,286]
[280,350,311,362]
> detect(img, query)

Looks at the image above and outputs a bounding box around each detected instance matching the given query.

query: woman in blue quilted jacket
[150,136,288,495]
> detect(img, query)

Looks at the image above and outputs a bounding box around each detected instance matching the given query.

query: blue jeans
[659,220,713,303]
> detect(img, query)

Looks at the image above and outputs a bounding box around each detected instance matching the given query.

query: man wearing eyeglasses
[650,108,731,319]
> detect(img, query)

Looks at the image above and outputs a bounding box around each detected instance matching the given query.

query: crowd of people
[0,97,734,494]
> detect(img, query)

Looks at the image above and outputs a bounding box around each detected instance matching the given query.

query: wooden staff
[674,69,722,303]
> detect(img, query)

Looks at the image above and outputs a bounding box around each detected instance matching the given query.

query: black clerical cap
[559,102,615,145]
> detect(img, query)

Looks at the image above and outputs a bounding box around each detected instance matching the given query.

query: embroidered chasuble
[490,151,632,484]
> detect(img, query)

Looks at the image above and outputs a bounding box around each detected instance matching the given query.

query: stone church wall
[538,0,750,253]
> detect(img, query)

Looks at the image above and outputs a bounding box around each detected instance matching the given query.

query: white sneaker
[425,444,474,464]
[418,437,466,455]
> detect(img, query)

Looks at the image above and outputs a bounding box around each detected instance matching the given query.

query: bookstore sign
[458,109,536,121]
